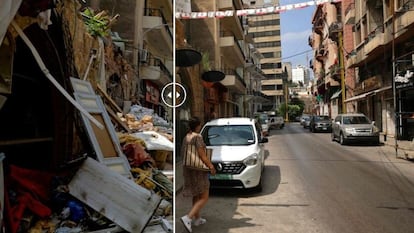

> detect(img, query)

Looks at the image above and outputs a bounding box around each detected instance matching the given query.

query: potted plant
[201,52,225,82]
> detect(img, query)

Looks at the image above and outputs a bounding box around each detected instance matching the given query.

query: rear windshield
[201,125,255,146]
[315,115,330,121]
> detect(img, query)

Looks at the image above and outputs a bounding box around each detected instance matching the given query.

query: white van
[201,117,268,191]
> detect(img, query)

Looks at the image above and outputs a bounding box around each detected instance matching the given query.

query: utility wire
[282,49,313,60]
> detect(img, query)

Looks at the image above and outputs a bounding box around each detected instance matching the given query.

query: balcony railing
[144,8,172,39]
[222,69,246,87]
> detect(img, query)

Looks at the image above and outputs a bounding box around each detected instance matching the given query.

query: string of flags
[176,0,342,19]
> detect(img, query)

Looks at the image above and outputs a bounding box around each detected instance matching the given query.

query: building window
[262,85,276,91]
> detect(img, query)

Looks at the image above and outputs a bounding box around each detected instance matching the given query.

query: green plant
[82,8,111,37]
[201,52,211,71]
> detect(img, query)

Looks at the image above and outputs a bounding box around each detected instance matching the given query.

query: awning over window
[330,90,342,100]
[344,86,392,103]
[244,95,270,103]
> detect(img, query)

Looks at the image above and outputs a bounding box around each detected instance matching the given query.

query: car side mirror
[261,138,269,143]
[371,121,375,125]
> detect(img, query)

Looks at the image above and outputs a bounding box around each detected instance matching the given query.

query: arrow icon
[167,91,181,99]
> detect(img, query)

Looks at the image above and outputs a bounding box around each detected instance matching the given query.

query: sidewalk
[380,134,414,161]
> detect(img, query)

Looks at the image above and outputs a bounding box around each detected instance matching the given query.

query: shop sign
[145,81,160,105]
[395,70,414,89]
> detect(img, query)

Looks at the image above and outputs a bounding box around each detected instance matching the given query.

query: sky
[280,0,316,68]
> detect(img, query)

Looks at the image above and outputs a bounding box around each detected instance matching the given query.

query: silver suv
[201,117,268,191]
[331,113,380,145]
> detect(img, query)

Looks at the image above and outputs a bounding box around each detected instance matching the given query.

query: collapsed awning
[344,86,392,103]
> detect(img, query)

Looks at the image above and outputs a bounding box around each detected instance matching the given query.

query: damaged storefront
[0,0,173,232]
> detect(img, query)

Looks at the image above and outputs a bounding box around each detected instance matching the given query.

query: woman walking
[180,117,216,232]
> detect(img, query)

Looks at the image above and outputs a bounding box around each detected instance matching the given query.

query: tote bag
[183,136,212,171]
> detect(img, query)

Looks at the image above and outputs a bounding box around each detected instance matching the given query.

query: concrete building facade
[309,1,342,117]
[310,0,414,140]
[246,0,284,111]
[96,0,173,120]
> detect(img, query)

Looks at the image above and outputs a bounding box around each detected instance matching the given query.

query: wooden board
[97,84,123,114]
[69,158,161,233]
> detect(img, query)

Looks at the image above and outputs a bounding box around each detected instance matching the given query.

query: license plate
[323,127,327,130]
[210,174,232,180]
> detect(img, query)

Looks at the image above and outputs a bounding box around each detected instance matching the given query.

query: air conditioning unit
[139,49,148,63]
[330,22,343,32]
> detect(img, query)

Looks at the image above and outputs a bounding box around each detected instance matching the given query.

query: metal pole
[392,10,399,158]
[285,82,289,122]
[339,31,346,114]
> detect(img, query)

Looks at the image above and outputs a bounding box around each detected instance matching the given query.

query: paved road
[175,122,414,233]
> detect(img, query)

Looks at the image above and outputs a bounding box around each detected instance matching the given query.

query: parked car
[309,115,332,132]
[302,115,311,128]
[331,113,380,145]
[254,112,269,136]
[269,116,284,129]
[300,114,310,127]
[200,117,268,191]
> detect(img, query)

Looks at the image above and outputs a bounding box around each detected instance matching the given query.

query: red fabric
[5,166,54,233]
[8,165,54,201]
[123,143,155,167]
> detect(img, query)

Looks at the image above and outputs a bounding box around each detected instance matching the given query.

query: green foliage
[82,8,111,37]
[278,98,305,120]
[201,52,211,71]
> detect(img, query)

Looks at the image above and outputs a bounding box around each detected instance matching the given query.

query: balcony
[364,26,385,55]
[354,75,383,95]
[143,8,173,59]
[220,69,246,94]
[140,57,172,86]
[308,35,314,47]
[220,34,245,67]
[328,22,343,40]
[218,0,244,39]
[313,24,323,35]
[246,63,265,80]
[344,3,355,25]
[315,46,326,61]
[261,79,284,96]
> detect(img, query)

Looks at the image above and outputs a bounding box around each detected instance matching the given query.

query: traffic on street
[176,122,414,233]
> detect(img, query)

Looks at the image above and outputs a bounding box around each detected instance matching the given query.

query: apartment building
[310,0,414,140]
[309,1,342,117]
[346,0,414,140]
[246,0,284,111]
[292,65,311,86]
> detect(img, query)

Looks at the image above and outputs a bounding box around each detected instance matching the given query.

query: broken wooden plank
[69,158,161,233]
[105,104,131,133]
[97,84,123,114]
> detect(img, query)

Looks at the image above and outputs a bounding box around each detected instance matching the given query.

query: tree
[278,97,305,121]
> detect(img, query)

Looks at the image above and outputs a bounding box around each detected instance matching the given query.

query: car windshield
[202,125,255,146]
[342,116,370,124]
[315,116,330,121]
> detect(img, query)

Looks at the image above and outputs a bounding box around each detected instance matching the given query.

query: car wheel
[339,133,346,145]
